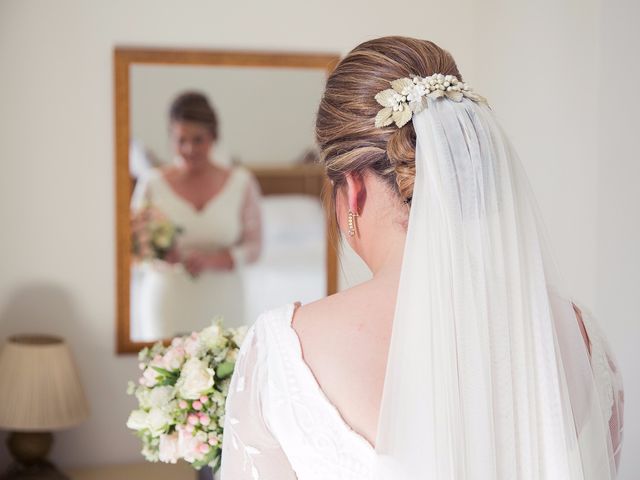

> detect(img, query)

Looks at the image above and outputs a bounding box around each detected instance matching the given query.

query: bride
[220,36,624,479]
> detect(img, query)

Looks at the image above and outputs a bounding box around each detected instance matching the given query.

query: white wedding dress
[221,298,623,479]
[130,165,261,340]
[221,301,376,479]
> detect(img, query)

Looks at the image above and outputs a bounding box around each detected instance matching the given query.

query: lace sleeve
[221,324,296,479]
[229,173,263,268]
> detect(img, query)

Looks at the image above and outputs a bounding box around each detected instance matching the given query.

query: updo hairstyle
[315,36,462,237]
[169,91,219,140]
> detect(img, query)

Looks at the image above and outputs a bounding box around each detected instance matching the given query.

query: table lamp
[0,335,89,479]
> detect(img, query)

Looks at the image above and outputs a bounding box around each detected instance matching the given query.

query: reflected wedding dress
[131,165,261,338]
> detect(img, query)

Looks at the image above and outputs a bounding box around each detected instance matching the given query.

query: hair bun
[169,91,219,139]
[386,124,417,203]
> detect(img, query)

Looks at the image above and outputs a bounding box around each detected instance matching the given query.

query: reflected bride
[130,92,262,340]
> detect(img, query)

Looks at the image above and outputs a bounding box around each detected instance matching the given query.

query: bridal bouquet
[126,319,247,471]
[131,202,183,262]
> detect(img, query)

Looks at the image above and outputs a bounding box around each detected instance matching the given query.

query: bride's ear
[344,171,367,214]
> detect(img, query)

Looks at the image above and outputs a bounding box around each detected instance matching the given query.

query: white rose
[148,386,174,409]
[199,324,225,350]
[147,407,172,436]
[184,337,204,358]
[126,409,148,431]
[162,347,185,370]
[135,388,151,409]
[178,430,201,463]
[158,432,180,463]
[177,358,215,400]
[142,366,160,387]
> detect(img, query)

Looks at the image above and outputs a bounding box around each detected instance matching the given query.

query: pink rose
[188,414,199,425]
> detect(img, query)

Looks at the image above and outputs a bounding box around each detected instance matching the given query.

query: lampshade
[0,334,89,431]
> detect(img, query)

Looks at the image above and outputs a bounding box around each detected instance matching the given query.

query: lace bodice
[221,302,376,479]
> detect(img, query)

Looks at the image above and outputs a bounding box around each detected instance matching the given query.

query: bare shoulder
[293,285,367,337]
[290,281,395,444]
[292,281,395,359]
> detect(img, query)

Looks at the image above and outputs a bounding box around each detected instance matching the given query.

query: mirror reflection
[126,62,331,343]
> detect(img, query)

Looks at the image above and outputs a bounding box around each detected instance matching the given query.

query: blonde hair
[315,36,462,246]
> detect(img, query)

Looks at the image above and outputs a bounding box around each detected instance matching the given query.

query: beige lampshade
[0,334,90,431]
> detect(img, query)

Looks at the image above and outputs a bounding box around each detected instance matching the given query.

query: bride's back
[291,277,399,447]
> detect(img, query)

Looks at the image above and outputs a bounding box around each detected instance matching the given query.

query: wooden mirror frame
[114,47,341,354]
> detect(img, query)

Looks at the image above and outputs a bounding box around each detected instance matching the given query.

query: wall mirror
[115,48,340,354]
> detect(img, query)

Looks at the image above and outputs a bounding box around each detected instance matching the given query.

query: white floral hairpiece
[374,73,487,128]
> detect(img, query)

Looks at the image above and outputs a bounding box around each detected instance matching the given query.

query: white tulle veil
[374,91,624,479]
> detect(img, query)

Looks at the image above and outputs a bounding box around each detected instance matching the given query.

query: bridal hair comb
[374,73,487,128]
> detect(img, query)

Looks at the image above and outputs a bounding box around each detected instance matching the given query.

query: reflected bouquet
[126,319,247,471]
[131,202,183,262]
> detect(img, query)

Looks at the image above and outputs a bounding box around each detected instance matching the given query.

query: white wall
[473,0,601,304]
[0,0,637,475]
[596,1,640,477]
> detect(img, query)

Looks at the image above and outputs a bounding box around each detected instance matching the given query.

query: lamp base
[1,431,69,480]
[1,461,69,480]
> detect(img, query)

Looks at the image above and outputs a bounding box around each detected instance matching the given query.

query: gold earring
[348,209,359,237]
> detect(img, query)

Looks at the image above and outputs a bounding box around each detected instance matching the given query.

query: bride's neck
[368,230,406,279]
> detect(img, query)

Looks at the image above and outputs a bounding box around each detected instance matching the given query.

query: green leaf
[216,361,235,379]
[151,366,179,386]
[157,377,177,387]
[152,366,178,378]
